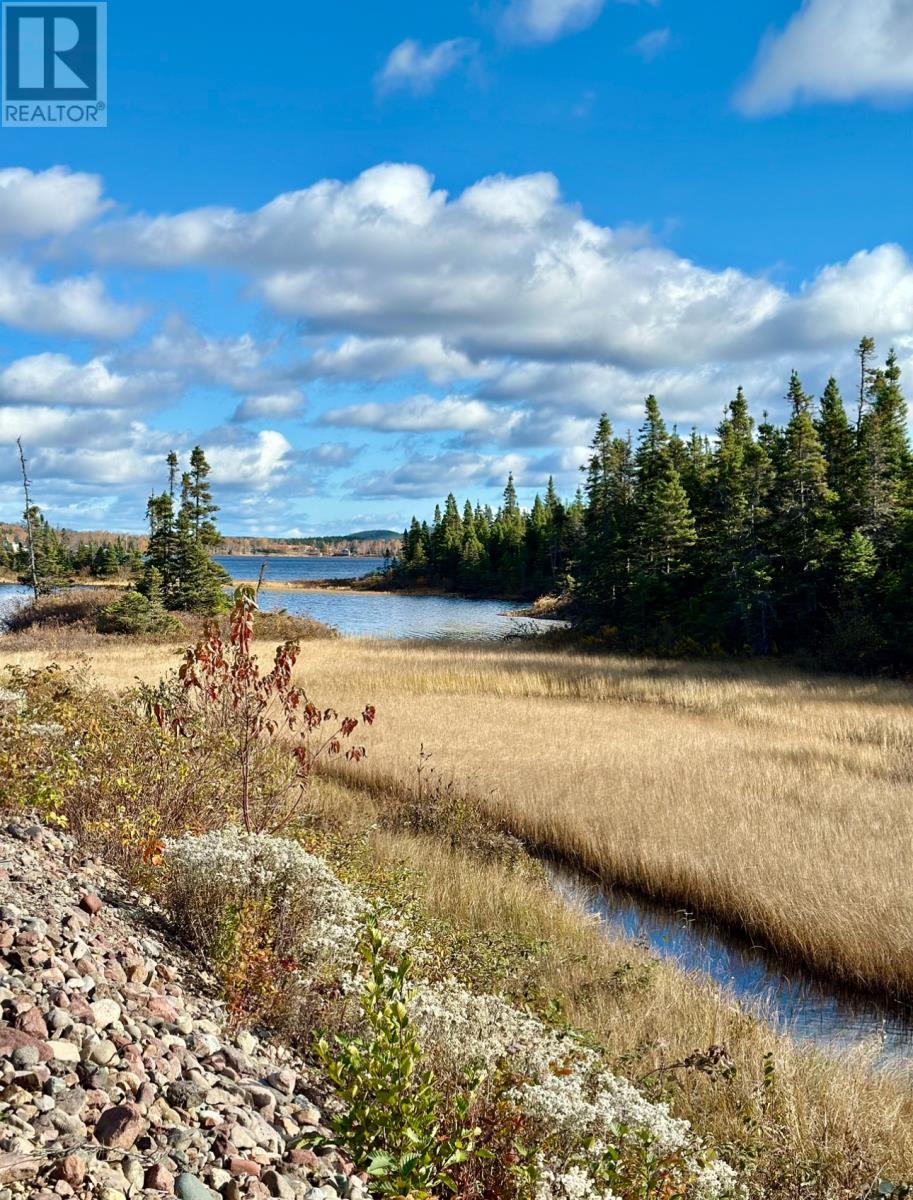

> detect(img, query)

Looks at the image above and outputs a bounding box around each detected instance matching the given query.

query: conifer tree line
[394,339,913,669]
[6,445,230,616]
[2,519,144,592]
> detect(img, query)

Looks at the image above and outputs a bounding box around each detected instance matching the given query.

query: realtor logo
[3,2,106,127]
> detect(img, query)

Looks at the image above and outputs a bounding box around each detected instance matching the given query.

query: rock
[87,1038,118,1066]
[15,1007,49,1038]
[10,1044,40,1069]
[147,995,179,1023]
[0,1028,52,1062]
[94,1102,145,1149]
[122,1157,146,1191]
[228,1157,261,1178]
[54,1156,86,1187]
[175,1174,219,1200]
[262,1169,295,1198]
[90,999,122,1029]
[46,1039,80,1063]
[0,1152,39,1185]
[235,1030,257,1056]
[78,893,102,916]
[144,1164,175,1193]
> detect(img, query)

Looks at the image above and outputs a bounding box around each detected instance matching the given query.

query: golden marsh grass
[5,634,913,999]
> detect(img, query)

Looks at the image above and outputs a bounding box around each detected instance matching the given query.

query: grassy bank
[12,635,913,1002]
[5,632,913,1194]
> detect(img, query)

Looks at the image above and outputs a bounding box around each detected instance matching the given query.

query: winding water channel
[2,556,906,1060]
[549,865,913,1062]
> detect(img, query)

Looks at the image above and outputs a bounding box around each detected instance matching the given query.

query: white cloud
[232,390,306,422]
[126,315,265,387]
[737,0,913,115]
[501,0,606,43]
[90,162,913,374]
[0,260,140,339]
[308,335,486,384]
[376,38,478,96]
[353,450,529,498]
[325,394,506,434]
[500,0,657,44]
[0,405,131,448]
[205,429,294,488]
[0,166,108,237]
[632,27,670,61]
[0,353,162,407]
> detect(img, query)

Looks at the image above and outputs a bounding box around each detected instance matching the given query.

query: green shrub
[314,918,483,1198]
[96,590,182,636]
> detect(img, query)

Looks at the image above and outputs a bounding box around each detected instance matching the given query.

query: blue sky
[2,0,913,535]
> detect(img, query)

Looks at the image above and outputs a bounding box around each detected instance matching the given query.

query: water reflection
[549,865,913,1061]
[0,579,551,643]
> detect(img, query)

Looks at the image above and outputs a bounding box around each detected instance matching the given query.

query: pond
[0,556,551,642]
[549,865,913,1062]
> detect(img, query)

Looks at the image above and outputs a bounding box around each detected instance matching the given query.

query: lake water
[213,556,533,640]
[0,556,542,642]
[213,555,387,584]
[549,865,913,1062]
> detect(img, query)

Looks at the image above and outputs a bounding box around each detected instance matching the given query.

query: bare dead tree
[256,559,268,599]
[17,437,39,603]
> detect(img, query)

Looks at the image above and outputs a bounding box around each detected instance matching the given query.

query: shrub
[96,590,183,636]
[0,665,82,825]
[162,828,363,968]
[2,589,110,634]
[253,607,338,641]
[314,918,484,1199]
[144,586,375,833]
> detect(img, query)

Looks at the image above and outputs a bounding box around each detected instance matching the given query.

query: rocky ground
[0,820,366,1200]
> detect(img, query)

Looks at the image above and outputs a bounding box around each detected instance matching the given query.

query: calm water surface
[213,556,533,640]
[550,865,913,1062]
[0,556,542,642]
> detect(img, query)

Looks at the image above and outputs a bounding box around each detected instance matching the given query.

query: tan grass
[308,775,913,1195]
[4,635,913,998]
[7,632,913,1192]
[5,635,913,1002]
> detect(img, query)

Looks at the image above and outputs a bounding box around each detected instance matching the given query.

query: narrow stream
[548,865,913,1062]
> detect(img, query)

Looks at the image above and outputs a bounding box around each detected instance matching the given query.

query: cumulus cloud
[0,260,140,338]
[0,405,132,448]
[737,0,913,115]
[307,335,486,385]
[0,166,108,237]
[124,315,266,388]
[205,429,294,488]
[232,390,306,422]
[353,450,529,499]
[325,393,506,434]
[501,0,606,43]
[376,38,478,96]
[88,162,913,375]
[0,353,163,407]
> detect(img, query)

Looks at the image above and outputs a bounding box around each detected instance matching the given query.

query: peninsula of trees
[394,339,912,670]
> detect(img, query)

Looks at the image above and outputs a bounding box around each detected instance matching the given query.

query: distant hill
[1,523,401,560]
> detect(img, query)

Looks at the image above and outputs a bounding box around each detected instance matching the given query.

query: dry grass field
[10,633,911,1000]
[6,629,913,1191]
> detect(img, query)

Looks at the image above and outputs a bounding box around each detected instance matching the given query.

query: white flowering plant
[159,828,741,1200]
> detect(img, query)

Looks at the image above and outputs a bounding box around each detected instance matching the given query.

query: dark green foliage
[140,447,230,616]
[394,340,913,670]
[17,509,72,594]
[96,590,183,636]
